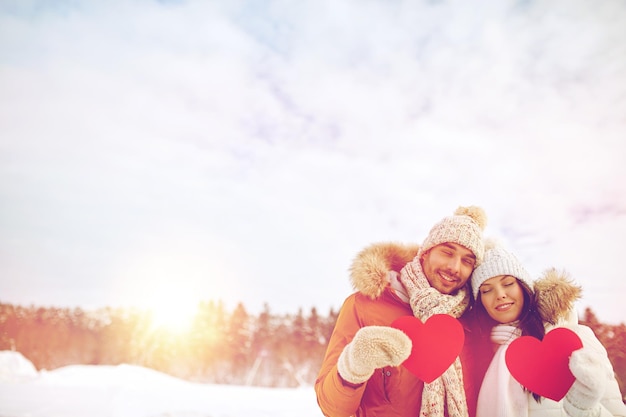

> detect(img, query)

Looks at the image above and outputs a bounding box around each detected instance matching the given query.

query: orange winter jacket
[314,243,491,417]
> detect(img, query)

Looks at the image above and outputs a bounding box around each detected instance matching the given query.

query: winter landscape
[0,351,324,417]
[1,0,625,414]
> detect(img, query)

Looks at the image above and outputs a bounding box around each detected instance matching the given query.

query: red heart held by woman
[391,314,464,383]
[505,327,583,401]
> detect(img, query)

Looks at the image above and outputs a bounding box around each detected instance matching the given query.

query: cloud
[0,0,625,323]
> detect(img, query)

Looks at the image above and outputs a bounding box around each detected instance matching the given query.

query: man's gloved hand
[564,344,611,417]
[337,326,412,385]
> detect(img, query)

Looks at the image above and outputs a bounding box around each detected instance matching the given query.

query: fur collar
[534,268,582,325]
[349,242,420,300]
[349,242,581,324]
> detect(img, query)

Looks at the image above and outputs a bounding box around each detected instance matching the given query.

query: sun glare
[114,244,237,334]
[147,290,199,334]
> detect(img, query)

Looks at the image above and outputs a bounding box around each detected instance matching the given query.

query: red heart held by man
[391,314,464,383]
[505,327,583,401]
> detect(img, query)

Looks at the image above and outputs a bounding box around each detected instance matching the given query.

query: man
[315,206,491,417]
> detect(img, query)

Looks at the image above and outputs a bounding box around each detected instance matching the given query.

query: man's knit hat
[417,206,488,266]
[471,239,533,299]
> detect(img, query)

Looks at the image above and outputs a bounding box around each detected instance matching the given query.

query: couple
[314,206,626,417]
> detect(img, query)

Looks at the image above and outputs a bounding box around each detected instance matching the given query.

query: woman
[470,240,626,417]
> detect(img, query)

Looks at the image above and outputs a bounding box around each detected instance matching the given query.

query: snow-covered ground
[0,351,325,417]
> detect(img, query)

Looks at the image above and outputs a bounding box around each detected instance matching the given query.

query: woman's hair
[473,277,545,401]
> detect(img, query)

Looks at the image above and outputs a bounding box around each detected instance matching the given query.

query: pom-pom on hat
[471,239,533,299]
[418,206,488,266]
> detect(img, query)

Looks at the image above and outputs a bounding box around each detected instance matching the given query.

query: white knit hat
[418,206,488,266]
[471,239,533,299]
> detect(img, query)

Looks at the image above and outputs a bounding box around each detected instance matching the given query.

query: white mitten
[337,326,412,385]
[564,346,611,417]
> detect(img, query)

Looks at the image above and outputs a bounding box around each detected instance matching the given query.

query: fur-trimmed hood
[534,268,582,325]
[349,242,582,324]
[349,242,420,300]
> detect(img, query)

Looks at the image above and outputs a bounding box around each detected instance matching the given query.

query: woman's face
[478,275,525,324]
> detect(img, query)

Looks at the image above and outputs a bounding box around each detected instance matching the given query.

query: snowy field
[0,351,325,417]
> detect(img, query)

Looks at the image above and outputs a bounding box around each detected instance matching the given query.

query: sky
[1,0,625,324]
[0,350,324,416]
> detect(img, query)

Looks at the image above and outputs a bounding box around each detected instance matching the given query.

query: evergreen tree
[227,302,251,383]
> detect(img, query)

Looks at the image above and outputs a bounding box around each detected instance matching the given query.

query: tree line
[0,301,624,395]
[0,301,338,387]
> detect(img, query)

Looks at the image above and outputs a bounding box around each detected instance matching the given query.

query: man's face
[420,242,476,294]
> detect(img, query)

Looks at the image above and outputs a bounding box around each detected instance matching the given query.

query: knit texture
[471,240,533,299]
[400,258,470,417]
[564,339,611,417]
[417,206,487,266]
[337,326,412,385]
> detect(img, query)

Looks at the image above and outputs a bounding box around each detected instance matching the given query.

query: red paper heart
[391,314,464,383]
[505,327,583,401]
